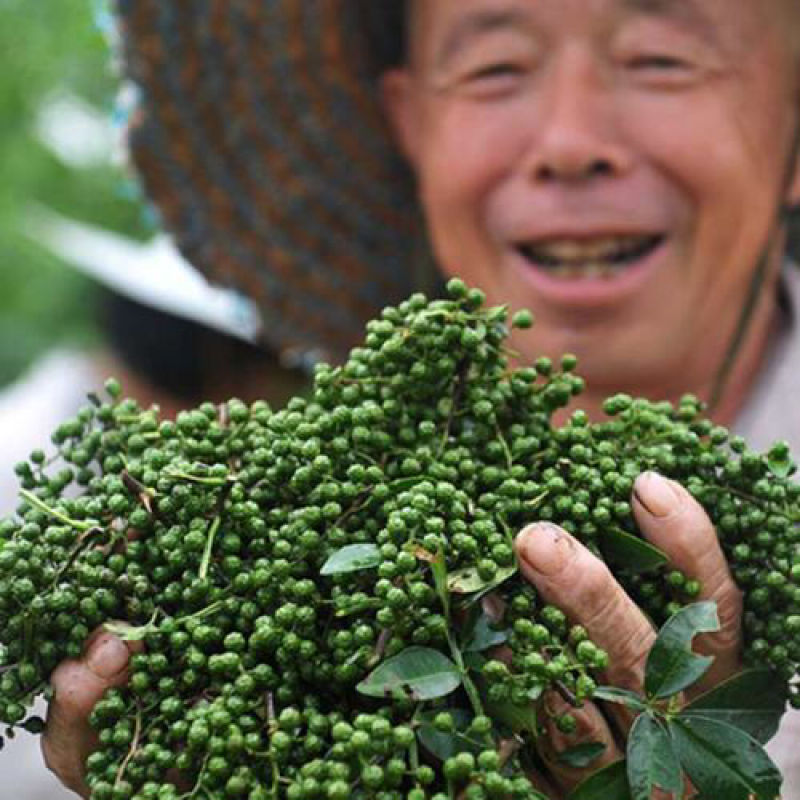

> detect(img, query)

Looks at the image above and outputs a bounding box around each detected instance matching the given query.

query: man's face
[383,0,800,398]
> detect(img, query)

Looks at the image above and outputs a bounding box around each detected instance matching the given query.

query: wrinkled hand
[42,628,142,797]
[514,471,744,796]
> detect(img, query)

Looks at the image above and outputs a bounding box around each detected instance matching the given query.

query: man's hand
[513,471,744,796]
[42,628,141,797]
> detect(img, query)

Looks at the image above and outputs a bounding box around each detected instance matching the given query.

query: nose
[523,50,633,184]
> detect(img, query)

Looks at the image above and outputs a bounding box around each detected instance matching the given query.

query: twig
[18,490,95,532]
[199,517,221,579]
[114,702,142,789]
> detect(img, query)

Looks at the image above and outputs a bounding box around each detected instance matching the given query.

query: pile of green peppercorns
[0,279,797,798]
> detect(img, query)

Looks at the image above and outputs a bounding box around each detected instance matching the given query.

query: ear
[787,163,800,210]
[380,68,423,170]
[786,121,800,207]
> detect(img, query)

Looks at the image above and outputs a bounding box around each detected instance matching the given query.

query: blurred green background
[0,0,148,387]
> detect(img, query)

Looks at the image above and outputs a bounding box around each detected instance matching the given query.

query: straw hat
[115,0,800,371]
[115,0,430,366]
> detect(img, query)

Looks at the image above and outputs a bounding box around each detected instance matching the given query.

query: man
[41,0,800,795]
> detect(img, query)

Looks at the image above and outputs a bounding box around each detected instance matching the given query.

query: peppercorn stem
[106,609,160,641]
[495,423,513,469]
[445,626,485,718]
[461,670,486,720]
[181,753,210,799]
[702,483,799,522]
[114,414,143,424]
[266,691,277,732]
[52,526,104,587]
[333,488,375,528]
[409,732,420,772]
[166,470,231,486]
[553,681,578,707]
[199,517,221,579]
[178,598,227,625]
[527,490,549,509]
[438,359,469,457]
[18,490,96,532]
[434,548,486,718]
[114,701,142,789]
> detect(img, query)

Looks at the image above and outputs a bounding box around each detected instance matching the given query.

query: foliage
[0,0,148,385]
[578,605,785,799]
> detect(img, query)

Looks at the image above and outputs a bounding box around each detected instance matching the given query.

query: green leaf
[599,527,669,573]
[463,613,509,653]
[417,709,481,761]
[320,544,381,576]
[448,564,516,594]
[356,647,461,701]
[557,742,607,769]
[644,601,720,700]
[680,669,788,744]
[569,760,631,800]
[626,713,683,800]
[484,698,539,735]
[591,686,648,712]
[668,716,782,800]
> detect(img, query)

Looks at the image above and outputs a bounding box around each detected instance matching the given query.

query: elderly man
[38,0,800,796]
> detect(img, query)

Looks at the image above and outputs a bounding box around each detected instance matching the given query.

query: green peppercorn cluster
[0,279,797,798]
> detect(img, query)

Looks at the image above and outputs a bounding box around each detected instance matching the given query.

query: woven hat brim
[116,0,428,363]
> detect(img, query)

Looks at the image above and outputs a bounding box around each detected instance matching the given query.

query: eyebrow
[619,0,720,43]
[433,10,530,69]
[430,0,728,71]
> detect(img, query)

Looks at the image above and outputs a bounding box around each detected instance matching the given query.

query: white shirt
[733,267,800,796]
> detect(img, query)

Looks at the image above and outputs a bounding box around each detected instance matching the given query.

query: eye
[442,35,538,98]
[456,59,529,98]
[622,51,700,88]
[627,53,689,71]
[469,61,523,79]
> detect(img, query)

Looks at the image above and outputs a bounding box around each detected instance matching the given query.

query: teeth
[536,237,635,262]
[523,235,657,266]
[548,262,625,280]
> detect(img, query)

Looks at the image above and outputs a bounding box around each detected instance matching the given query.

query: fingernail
[517,523,573,576]
[549,711,593,754]
[633,472,681,518]
[86,635,129,679]
[541,692,592,753]
[544,690,572,717]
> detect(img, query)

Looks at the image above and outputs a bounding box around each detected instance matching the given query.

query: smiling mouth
[515,234,664,279]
